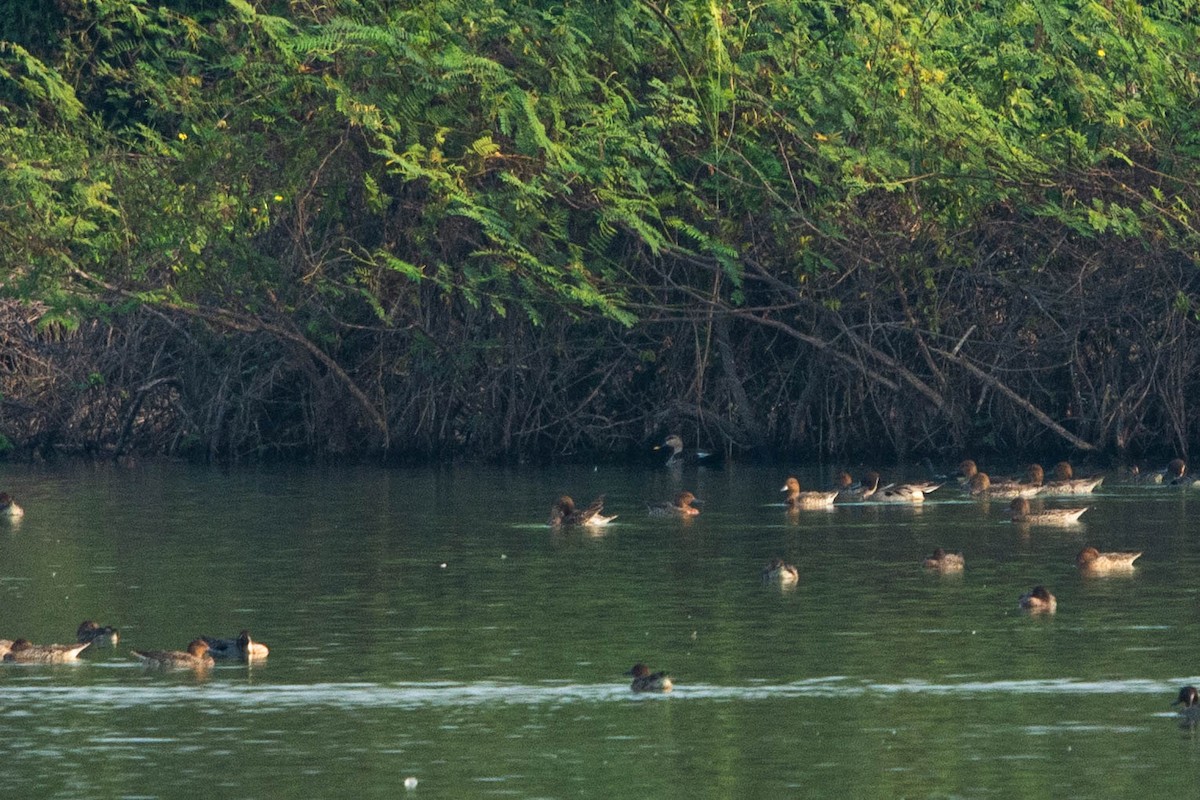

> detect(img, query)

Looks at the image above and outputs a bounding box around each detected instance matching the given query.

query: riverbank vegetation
[2,0,1200,463]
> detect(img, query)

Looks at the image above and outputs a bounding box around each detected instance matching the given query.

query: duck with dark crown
[626,662,673,692]
[1018,585,1056,613]
[654,434,716,467]
[77,620,120,648]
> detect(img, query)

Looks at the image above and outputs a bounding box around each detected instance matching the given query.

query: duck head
[1174,686,1200,708]
[1076,546,1101,567]
[1026,464,1044,486]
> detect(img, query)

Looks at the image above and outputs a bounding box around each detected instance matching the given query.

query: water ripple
[0,676,1195,711]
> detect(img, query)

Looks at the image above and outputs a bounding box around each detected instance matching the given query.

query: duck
[1033,462,1104,495]
[761,558,799,585]
[780,477,838,510]
[654,434,714,467]
[1018,585,1057,613]
[959,460,1041,499]
[0,639,10,659]
[201,630,269,660]
[548,495,617,527]
[922,548,964,572]
[1173,686,1200,728]
[1166,458,1200,487]
[132,639,215,669]
[872,475,943,503]
[76,620,120,648]
[647,491,702,517]
[1075,546,1141,575]
[0,492,23,518]
[834,471,878,502]
[626,663,673,693]
[1009,497,1088,525]
[1126,464,1163,485]
[3,638,91,663]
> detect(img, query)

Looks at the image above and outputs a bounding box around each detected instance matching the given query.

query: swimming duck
[967,472,1037,499]
[0,492,23,518]
[201,630,269,660]
[1009,497,1088,525]
[1033,462,1104,495]
[654,434,714,467]
[781,477,838,510]
[960,461,1041,499]
[647,491,702,517]
[834,471,878,502]
[761,558,799,585]
[1018,585,1057,613]
[1166,458,1200,487]
[1173,686,1200,728]
[873,476,943,503]
[1075,546,1141,575]
[3,638,91,663]
[922,548,964,572]
[548,495,617,527]
[1119,464,1163,485]
[76,620,120,648]
[626,663,673,693]
[132,639,215,669]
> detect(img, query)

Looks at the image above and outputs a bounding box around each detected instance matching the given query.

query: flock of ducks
[2,443,1195,706]
[0,485,269,672]
[0,618,269,670]
[550,441,1194,696]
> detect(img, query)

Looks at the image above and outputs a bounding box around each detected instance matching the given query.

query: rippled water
[2,461,1200,798]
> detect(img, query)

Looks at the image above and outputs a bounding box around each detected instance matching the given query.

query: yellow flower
[178,132,188,141]
[251,207,259,214]
[274,194,283,202]
[1097,48,1105,58]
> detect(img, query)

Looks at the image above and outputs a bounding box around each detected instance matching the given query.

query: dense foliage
[2,0,1200,462]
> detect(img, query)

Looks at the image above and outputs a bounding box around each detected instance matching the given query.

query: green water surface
[2,461,1199,798]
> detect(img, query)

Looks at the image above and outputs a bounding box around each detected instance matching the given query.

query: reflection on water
[2,462,1200,797]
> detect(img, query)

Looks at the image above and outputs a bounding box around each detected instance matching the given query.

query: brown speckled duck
[626,662,673,693]
[781,477,838,510]
[1010,497,1088,525]
[1076,546,1141,575]
[1034,462,1105,495]
[4,638,91,663]
[647,491,702,517]
[960,460,1041,499]
[548,495,617,527]
[922,548,964,572]
[132,639,215,669]
[1018,585,1057,613]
